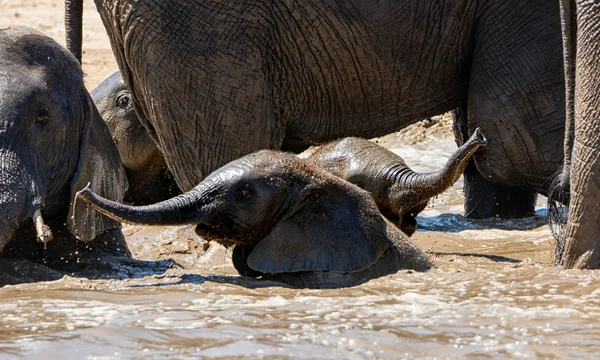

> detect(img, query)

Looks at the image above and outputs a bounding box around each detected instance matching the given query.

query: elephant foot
[463,159,538,219]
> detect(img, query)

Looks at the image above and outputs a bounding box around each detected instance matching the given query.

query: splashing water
[3,135,599,359]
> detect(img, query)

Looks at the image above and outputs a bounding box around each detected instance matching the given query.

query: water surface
[2,136,598,359]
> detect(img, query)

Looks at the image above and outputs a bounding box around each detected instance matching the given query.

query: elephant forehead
[0,28,82,83]
[202,162,250,184]
[90,72,125,100]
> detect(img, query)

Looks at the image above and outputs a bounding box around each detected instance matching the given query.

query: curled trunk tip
[471,127,488,146]
[395,127,487,211]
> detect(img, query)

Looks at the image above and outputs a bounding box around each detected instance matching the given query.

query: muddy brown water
[1,136,599,359]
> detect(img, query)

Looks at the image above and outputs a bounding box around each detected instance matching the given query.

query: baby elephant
[91,72,180,205]
[76,150,433,288]
[0,27,129,266]
[306,129,487,236]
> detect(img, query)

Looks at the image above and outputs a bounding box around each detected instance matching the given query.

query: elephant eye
[116,93,130,109]
[34,109,49,125]
[234,185,255,202]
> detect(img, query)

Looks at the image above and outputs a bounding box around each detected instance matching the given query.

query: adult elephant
[556,0,600,268]
[0,27,129,266]
[65,0,565,219]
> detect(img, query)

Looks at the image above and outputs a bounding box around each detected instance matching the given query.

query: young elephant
[75,150,433,288]
[91,72,180,205]
[306,129,487,236]
[0,27,130,267]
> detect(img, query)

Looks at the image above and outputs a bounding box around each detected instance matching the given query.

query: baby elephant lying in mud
[76,151,433,288]
[306,129,487,236]
[91,72,180,205]
[0,27,130,267]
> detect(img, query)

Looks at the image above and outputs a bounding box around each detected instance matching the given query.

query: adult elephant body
[67,0,565,218]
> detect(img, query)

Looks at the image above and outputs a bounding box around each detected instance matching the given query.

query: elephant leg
[462,0,564,219]
[462,160,538,219]
[452,108,538,219]
[562,136,600,268]
[561,0,600,269]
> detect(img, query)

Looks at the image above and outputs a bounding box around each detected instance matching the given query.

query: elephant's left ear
[246,182,391,274]
[67,93,128,241]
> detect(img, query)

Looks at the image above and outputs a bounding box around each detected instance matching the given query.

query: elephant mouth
[194,217,262,249]
[194,221,242,248]
[194,223,224,242]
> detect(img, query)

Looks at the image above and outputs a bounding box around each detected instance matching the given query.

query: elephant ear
[67,93,128,241]
[246,183,390,274]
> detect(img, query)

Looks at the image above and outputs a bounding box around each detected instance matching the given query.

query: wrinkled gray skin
[75,150,433,289]
[65,0,565,220]
[91,72,180,205]
[306,128,487,236]
[554,0,600,269]
[0,27,130,267]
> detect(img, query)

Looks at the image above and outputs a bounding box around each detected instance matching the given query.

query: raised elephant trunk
[65,0,83,63]
[75,183,212,226]
[394,128,487,210]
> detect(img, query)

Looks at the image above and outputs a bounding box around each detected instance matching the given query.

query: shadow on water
[428,251,521,263]
[0,256,180,287]
[124,273,292,290]
[417,210,548,233]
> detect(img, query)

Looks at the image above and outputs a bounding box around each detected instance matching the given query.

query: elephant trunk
[65,0,83,63]
[75,182,214,226]
[0,149,43,251]
[395,128,487,209]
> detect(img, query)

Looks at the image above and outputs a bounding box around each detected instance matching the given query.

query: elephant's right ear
[67,93,128,241]
[246,182,390,274]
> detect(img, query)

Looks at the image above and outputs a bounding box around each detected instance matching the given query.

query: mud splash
[1,136,599,359]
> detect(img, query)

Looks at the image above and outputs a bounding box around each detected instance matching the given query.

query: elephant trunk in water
[75,182,214,226]
[65,0,83,63]
[393,128,488,210]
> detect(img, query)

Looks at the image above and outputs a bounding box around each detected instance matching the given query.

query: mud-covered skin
[558,0,600,269]
[91,71,180,205]
[0,27,129,267]
[76,151,433,288]
[66,0,564,219]
[306,129,487,236]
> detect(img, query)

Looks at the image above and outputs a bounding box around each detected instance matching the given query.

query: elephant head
[307,128,487,236]
[91,71,160,174]
[91,71,180,204]
[76,150,432,285]
[0,27,127,255]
